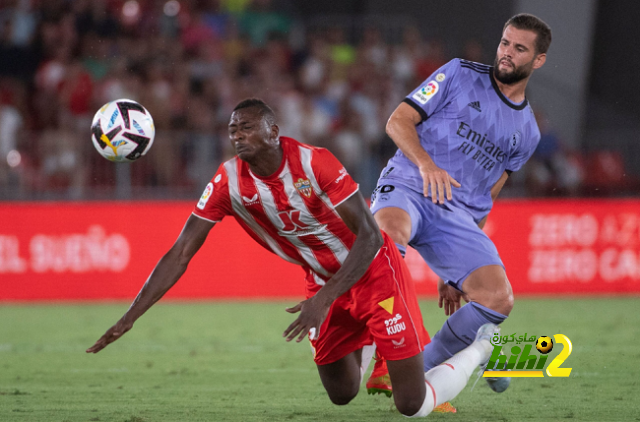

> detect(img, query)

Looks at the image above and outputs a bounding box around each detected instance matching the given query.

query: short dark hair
[504,13,552,55]
[232,98,276,125]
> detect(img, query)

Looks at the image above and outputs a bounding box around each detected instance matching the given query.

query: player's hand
[283,296,330,343]
[437,278,463,316]
[418,162,461,204]
[86,318,133,353]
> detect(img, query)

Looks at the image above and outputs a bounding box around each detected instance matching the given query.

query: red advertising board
[407,199,640,295]
[1,200,639,301]
[0,202,304,300]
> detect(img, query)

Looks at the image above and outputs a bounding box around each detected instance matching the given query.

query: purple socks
[423,301,506,371]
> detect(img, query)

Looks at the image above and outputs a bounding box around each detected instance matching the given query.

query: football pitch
[1,298,638,422]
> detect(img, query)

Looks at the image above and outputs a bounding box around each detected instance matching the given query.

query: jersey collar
[248,139,289,182]
[489,68,529,111]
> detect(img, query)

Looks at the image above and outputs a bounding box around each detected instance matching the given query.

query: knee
[465,268,514,316]
[501,290,514,316]
[480,285,514,316]
[395,394,427,417]
[325,380,359,406]
[326,388,358,406]
[492,279,514,316]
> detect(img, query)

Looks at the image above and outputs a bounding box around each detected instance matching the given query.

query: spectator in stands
[9,0,589,202]
[525,111,584,196]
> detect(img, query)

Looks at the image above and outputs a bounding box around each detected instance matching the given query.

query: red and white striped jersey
[193,137,360,284]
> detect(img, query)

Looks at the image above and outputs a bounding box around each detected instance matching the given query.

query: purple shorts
[370,182,504,290]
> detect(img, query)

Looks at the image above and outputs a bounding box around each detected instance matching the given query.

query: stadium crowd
[0,0,591,199]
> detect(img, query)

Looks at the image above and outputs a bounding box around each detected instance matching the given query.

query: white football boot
[475,323,511,393]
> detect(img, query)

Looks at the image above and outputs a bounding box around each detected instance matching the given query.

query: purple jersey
[380,59,540,222]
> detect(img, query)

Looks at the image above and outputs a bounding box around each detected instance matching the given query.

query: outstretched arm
[387,102,461,204]
[87,214,215,353]
[283,191,383,342]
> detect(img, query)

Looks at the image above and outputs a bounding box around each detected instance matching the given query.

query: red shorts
[306,231,430,365]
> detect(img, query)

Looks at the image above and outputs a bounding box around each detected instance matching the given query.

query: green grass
[0,298,638,421]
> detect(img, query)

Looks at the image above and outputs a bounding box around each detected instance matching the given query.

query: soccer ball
[91,99,155,162]
[536,336,554,354]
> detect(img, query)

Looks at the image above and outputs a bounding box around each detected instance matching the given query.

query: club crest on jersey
[294,178,312,198]
[510,131,522,149]
[412,80,439,105]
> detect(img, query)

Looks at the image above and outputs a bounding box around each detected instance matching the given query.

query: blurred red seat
[582,151,639,195]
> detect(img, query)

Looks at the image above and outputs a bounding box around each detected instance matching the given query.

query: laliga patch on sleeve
[197,182,214,209]
[412,80,439,105]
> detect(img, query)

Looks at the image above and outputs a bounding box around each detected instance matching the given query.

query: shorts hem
[313,342,374,366]
[371,182,420,241]
[380,349,424,362]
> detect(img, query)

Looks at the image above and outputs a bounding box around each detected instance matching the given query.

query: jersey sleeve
[192,164,233,222]
[311,147,359,207]
[506,116,541,173]
[404,58,462,121]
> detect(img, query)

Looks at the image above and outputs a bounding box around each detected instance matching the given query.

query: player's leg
[367,184,419,396]
[462,265,514,316]
[421,265,511,373]
[372,207,411,257]
[406,203,509,376]
[365,348,392,397]
[305,277,376,405]
[358,235,433,416]
[370,182,422,259]
[368,190,455,410]
[386,353,426,416]
[455,265,513,392]
[388,324,497,417]
[366,205,410,397]
[316,349,363,405]
[421,323,498,414]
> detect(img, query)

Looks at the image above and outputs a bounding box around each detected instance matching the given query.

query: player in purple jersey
[366,14,552,402]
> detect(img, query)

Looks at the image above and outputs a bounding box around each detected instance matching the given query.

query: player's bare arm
[86,215,215,353]
[478,171,509,230]
[439,170,509,315]
[283,192,383,343]
[386,102,461,204]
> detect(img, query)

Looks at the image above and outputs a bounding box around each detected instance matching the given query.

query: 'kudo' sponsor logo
[385,313,406,336]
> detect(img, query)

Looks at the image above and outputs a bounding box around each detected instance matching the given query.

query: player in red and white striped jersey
[87,99,497,417]
[193,130,360,285]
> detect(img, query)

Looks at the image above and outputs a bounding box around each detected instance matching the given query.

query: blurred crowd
[0,0,602,200]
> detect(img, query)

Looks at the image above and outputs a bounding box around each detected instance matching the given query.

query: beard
[493,56,534,85]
